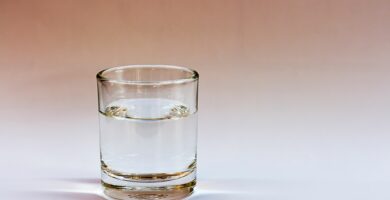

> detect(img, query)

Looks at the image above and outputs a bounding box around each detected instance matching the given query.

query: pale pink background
[1,0,390,199]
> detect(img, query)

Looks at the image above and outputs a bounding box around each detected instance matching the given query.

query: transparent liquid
[99,98,197,184]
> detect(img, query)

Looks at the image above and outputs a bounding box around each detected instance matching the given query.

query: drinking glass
[96,65,199,199]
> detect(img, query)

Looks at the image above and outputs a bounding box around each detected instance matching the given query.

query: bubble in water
[169,105,190,118]
[105,106,128,117]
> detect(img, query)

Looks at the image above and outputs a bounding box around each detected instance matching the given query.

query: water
[99,98,197,185]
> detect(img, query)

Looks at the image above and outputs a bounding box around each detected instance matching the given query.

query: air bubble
[105,106,128,117]
[169,105,190,118]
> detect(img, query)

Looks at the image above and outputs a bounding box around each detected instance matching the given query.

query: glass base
[101,169,196,200]
[102,180,195,200]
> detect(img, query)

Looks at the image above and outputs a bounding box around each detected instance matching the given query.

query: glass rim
[96,65,199,85]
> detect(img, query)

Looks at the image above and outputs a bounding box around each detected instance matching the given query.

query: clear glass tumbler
[96,65,199,199]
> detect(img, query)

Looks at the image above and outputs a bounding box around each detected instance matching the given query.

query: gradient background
[1,0,390,199]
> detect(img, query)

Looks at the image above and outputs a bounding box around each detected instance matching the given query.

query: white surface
[1,76,390,200]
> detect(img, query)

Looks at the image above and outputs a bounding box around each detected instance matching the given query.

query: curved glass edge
[96,65,199,85]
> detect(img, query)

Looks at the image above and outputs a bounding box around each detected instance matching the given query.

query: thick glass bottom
[102,180,195,200]
[101,169,196,200]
